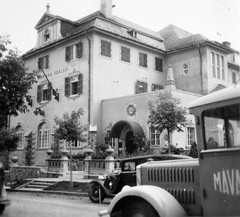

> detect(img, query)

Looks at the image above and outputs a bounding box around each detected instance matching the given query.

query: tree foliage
[148,91,191,152]
[0,127,19,154]
[53,108,87,142]
[0,35,37,126]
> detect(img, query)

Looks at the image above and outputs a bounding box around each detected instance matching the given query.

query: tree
[148,91,191,153]
[0,127,19,169]
[53,108,87,187]
[0,35,37,127]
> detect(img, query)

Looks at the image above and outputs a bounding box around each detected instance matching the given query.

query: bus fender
[105,185,186,217]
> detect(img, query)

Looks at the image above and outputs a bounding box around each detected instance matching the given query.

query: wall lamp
[33,107,45,116]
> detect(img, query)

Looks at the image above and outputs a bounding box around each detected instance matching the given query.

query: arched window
[183,64,189,75]
[44,29,50,42]
[16,125,24,149]
[38,122,50,148]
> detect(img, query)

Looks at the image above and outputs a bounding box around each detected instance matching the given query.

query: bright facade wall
[91,32,166,140]
[101,89,201,150]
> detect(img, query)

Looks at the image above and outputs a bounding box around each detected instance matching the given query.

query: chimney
[100,0,113,19]
[222,41,231,48]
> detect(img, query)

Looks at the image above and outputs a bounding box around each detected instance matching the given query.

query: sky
[0,0,240,55]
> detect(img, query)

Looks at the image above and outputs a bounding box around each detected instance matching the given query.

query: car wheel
[0,205,5,214]
[88,183,105,203]
[122,198,159,217]
[104,176,118,194]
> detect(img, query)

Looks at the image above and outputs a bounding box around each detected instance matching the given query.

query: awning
[110,120,145,138]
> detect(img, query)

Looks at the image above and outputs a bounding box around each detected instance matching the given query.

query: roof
[188,84,240,109]
[159,24,209,50]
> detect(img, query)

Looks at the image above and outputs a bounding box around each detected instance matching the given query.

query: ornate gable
[35,13,56,29]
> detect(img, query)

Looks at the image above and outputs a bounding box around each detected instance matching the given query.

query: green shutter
[144,82,148,92]
[47,83,51,100]
[77,74,83,94]
[65,47,70,62]
[46,55,49,69]
[37,85,42,102]
[65,77,70,96]
[76,42,82,58]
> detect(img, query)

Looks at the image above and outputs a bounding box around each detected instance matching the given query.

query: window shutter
[144,53,148,67]
[38,57,43,69]
[143,82,148,92]
[65,77,70,96]
[77,74,83,94]
[37,85,42,102]
[107,41,111,57]
[46,55,49,69]
[159,58,163,72]
[65,47,71,62]
[47,83,51,100]
[76,42,82,58]
[135,80,140,94]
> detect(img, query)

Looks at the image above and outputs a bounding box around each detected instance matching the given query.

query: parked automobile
[88,154,192,203]
[0,162,10,214]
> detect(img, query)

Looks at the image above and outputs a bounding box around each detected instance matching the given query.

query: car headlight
[98,175,106,180]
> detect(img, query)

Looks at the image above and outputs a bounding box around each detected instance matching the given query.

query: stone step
[26,184,47,189]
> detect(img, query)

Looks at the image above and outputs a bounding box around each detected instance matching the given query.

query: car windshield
[123,162,136,171]
[203,104,240,149]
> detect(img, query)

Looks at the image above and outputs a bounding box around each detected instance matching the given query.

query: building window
[38,55,49,70]
[183,64,189,75]
[211,52,225,80]
[139,52,148,68]
[187,127,195,146]
[67,140,82,148]
[136,80,148,94]
[65,42,82,62]
[211,52,216,78]
[221,56,225,80]
[232,72,236,83]
[152,84,163,91]
[43,29,50,42]
[109,138,115,148]
[121,46,130,63]
[101,40,111,57]
[149,127,160,146]
[233,54,235,63]
[216,54,220,79]
[16,125,24,149]
[37,83,51,103]
[155,57,163,72]
[65,74,83,97]
[38,122,50,149]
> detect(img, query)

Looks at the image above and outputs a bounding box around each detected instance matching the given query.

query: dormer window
[44,29,50,42]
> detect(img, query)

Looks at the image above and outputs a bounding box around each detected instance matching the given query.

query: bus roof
[188,84,240,109]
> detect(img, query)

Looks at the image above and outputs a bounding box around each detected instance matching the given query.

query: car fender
[103,185,186,217]
[88,180,116,198]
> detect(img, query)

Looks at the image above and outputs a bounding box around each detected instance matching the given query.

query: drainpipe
[198,44,204,95]
[85,29,91,148]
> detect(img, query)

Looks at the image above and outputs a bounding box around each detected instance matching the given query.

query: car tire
[122,198,159,217]
[104,175,118,194]
[0,205,5,214]
[88,183,105,203]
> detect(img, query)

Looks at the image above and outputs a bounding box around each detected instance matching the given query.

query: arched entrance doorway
[110,120,145,155]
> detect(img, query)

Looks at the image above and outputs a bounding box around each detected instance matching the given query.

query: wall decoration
[127,103,136,116]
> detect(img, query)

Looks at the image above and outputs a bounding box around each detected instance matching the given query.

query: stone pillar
[105,146,114,173]
[84,155,92,179]
[165,66,176,90]
[60,149,69,174]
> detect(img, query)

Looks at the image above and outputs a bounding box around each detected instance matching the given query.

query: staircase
[16,179,59,191]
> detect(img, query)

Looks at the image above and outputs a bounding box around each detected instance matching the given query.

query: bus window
[203,104,240,149]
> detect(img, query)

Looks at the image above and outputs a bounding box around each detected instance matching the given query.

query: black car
[0,162,10,214]
[88,154,191,203]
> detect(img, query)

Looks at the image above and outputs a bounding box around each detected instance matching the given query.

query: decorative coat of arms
[127,103,136,116]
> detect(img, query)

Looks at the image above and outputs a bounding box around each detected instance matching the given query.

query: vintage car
[88,154,191,203]
[0,162,10,214]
